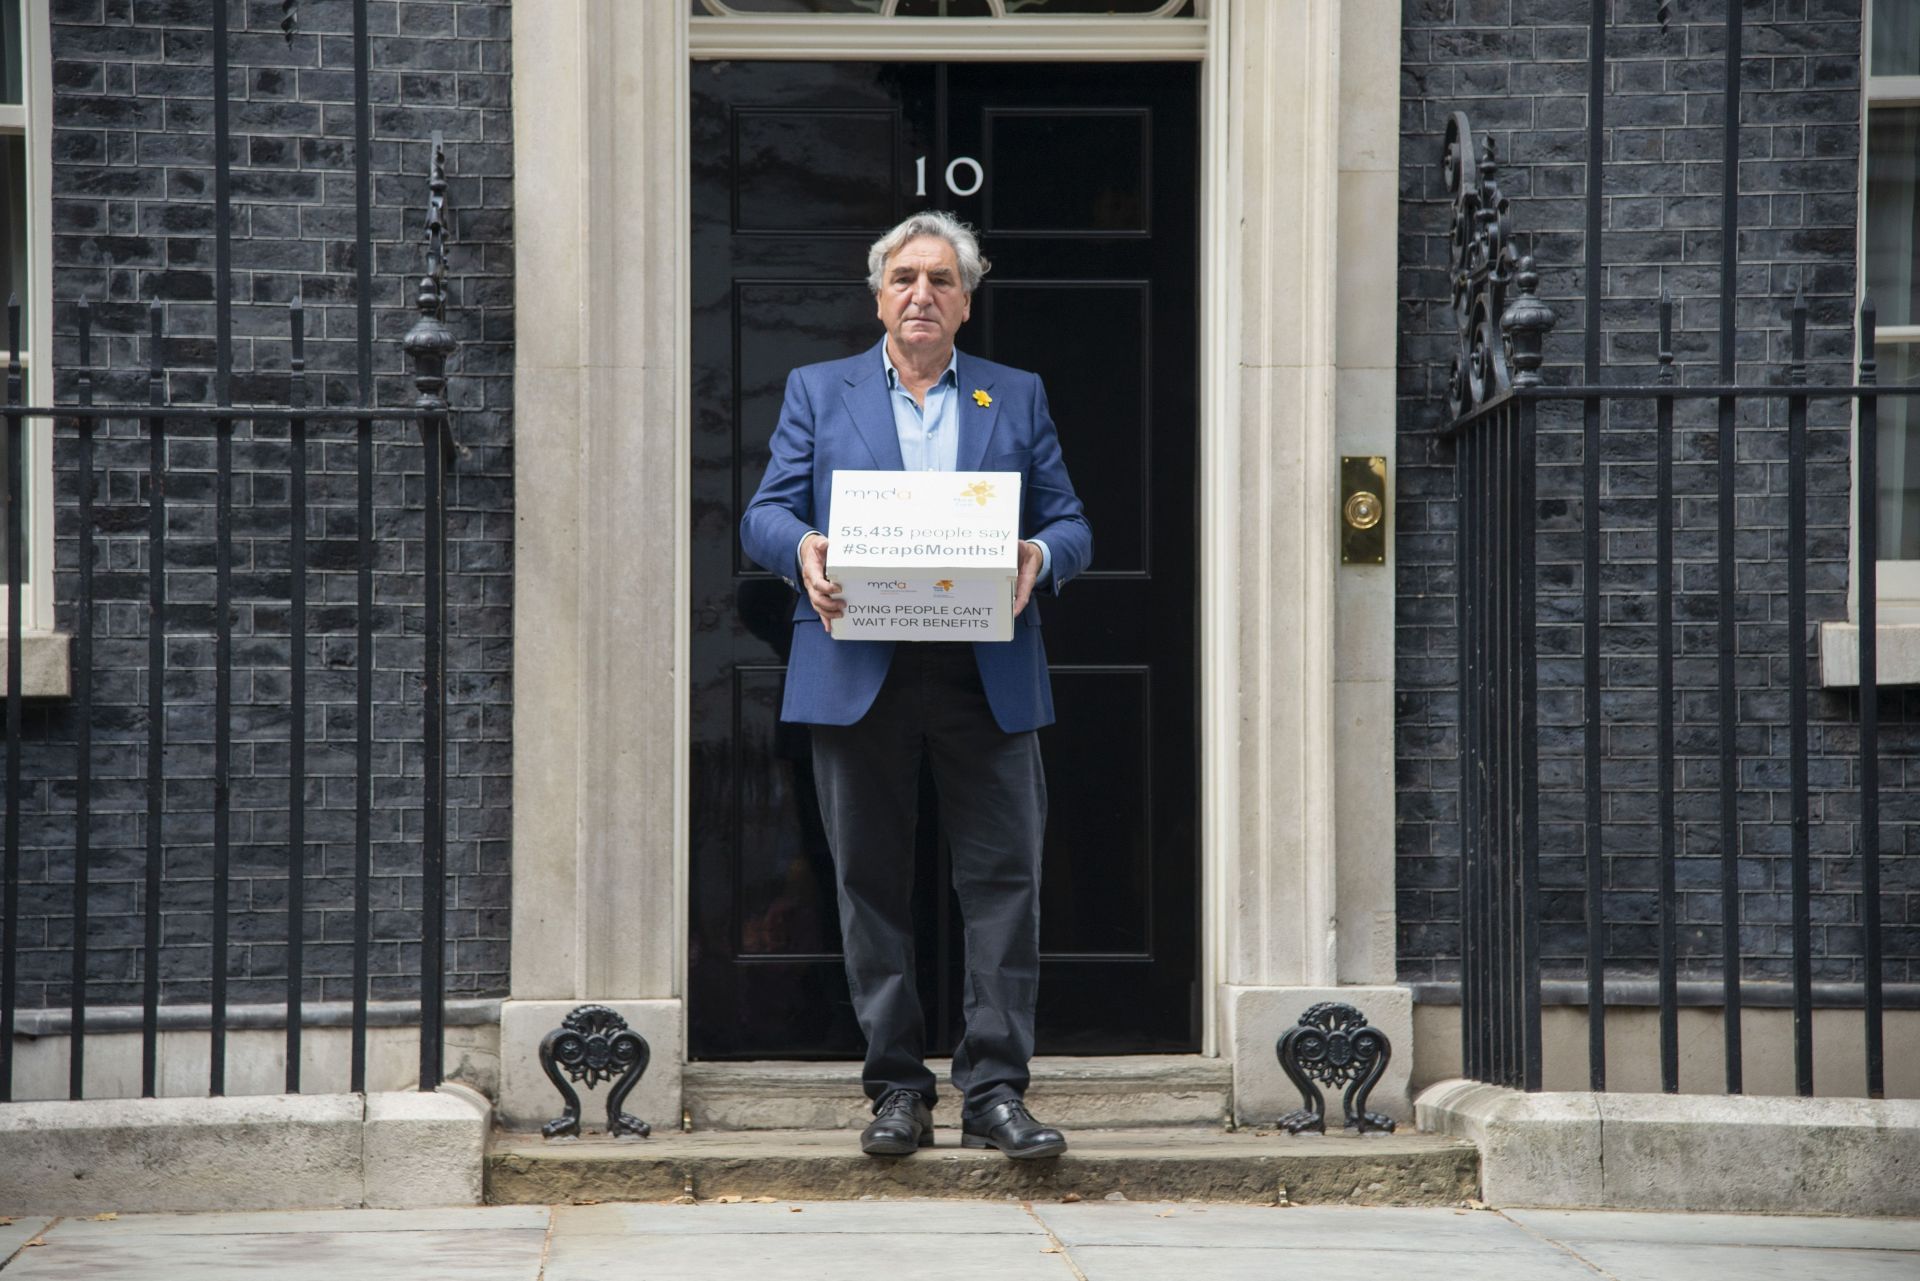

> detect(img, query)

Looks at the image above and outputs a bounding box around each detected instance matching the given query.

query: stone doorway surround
[503,0,1407,1132]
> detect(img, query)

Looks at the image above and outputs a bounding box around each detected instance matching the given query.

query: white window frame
[1827,0,1920,682]
[1860,0,1920,619]
[1,0,53,636]
[687,0,1207,59]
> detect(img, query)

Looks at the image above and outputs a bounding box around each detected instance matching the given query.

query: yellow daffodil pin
[972,389,992,408]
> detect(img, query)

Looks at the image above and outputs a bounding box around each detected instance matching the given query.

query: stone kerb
[1418,1078,1920,1215]
[0,1088,490,1215]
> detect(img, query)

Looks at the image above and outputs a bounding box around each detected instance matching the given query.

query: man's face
[877,234,971,358]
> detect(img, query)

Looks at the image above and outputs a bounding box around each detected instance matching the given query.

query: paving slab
[1065,1243,1601,1281]
[543,1226,1075,1281]
[0,1227,548,1281]
[555,1198,1042,1236]
[487,1125,1478,1206]
[28,1206,551,1238]
[0,1217,56,1262]
[1032,1200,1544,1251]
[4,1199,1920,1281]
[1559,1241,1920,1281]
[1504,1207,1920,1252]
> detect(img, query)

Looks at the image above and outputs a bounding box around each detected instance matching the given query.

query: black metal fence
[1451,298,1908,1097]
[1445,95,1904,1096]
[0,2,459,1102]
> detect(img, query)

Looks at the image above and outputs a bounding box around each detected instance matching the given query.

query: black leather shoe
[860,1089,934,1156]
[960,1100,1067,1160]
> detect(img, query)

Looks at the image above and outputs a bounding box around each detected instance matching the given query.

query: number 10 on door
[915,155,983,198]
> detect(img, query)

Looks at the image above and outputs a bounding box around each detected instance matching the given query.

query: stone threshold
[683,1055,1235,1131]
[486,1126,1478,1206]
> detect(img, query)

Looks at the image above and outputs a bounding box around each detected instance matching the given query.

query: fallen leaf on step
[788,1206,804,1213]
[714,1196,742,1204]
[1041,1246,1061,1254]
[23,1238,45,1249]
[90,1213,117,1222]
[749,1197,777,1204]
[573,1199,602,1206]
[1461,1198,1491,1212]
[1103,1192,1127,1202]
[1155,1210,1176,1218]
[670,1195,697,1205]
[0,1218,12,1226]
[1059,1193,1081,1204]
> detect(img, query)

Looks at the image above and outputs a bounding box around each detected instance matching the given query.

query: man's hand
[1011,539,1043,618]
[801,533,844,634]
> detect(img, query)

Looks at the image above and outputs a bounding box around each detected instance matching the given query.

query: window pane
[690,0,887,13]
[1003,0,1195,12]
[1867,107,1920,329]
[894,0,993,14]
[0,1,17,107]
[1879,344,1920,560]
[690,0,1195,10]
[0,133,22,324]
[1873,0,1920,77]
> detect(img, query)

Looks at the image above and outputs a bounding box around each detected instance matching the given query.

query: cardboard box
[826,469,1022,642]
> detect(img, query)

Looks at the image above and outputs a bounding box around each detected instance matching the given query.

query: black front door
[689,61,1198,1059]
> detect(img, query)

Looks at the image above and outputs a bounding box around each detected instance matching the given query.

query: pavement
[3,1199,1918,1280]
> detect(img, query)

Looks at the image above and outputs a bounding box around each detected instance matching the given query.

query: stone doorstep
[683,1055,1235,1131]
[485,1127,1480,1207]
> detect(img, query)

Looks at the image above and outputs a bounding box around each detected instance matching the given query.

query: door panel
[690,60,1198,1059]
[985,110,1152,234]
[982,281,1151,574]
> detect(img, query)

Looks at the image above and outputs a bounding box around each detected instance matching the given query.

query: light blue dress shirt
[885,342,962,473]
[798,345,1051,584]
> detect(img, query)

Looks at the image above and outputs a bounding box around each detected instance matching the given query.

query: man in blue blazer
[741,211,1092,1160]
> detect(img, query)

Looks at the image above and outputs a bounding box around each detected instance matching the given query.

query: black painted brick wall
[5,0,512,1009]
[1397,0,1919,986]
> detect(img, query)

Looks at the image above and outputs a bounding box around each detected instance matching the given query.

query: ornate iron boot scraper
[1275,1002,1396,1135]
[539,1005,652,1139]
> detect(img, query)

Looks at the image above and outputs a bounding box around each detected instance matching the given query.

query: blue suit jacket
[740,340,1093,733]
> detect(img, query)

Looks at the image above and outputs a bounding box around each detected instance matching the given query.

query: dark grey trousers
[809,641,1047,1120]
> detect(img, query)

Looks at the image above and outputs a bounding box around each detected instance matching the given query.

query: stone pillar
[1220,0,1412,1126]
[500,0,688,1132]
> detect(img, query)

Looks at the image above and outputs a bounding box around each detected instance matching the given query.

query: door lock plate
[1340,455,1388,565]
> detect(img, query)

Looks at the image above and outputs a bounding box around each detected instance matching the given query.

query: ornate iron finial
[288,292,307,410]
[76,300,93,404]
[1501,256,1557,389]
[1788,286,1808,386]
[1442,112,1522,421]
[1274,1002,1396,1135]
[538,1005,652,1140]
[281,0,298,44]
[1860,296,1878,387]
[147,302,164,404]
[1657,290,1675,385]
[403,132,458,420]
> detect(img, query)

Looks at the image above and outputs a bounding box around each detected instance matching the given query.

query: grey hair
[865,210,991,296]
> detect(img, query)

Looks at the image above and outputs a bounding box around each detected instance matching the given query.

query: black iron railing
[1444,91,1904,1095]
[0,0,459,1103]
[0,310,456,1103]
